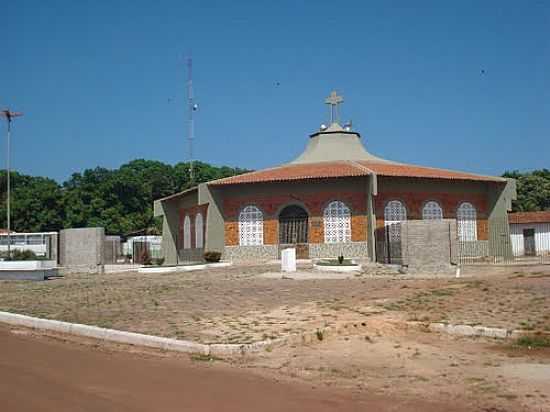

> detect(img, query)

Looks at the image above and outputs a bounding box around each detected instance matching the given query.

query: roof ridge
[347,160,375,175]
[207,163,288,185]
[358,159,505,182]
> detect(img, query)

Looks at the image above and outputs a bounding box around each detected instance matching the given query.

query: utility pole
[1,109,23,259]
[187,56,195,186]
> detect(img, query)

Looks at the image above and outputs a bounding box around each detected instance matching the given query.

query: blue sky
[1,1,549,182]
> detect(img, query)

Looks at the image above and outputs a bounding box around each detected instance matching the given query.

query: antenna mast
[187,56,195,185]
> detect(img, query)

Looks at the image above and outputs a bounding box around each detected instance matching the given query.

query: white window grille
[323,201,351,243]
[239,205,264,246]
[422,201,443,220]
[195,213,204,249]
[384,200,407,242]
[457,202,477,241]
[183,215,191,249]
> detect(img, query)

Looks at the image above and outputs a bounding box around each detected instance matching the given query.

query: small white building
[509,212,550,257]
[0,232,57,257]
[122,235,162,259]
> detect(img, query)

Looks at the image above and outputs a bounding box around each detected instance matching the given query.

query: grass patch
[429,288,455,297]
[515,335,550,348]
[519,320,536,330]
[315,329,324,341]
[383,302,403,311]
[190,354,222,362]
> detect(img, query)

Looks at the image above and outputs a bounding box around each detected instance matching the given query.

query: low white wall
[0,260,57,270]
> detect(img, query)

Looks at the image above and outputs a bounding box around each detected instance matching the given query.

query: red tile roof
[208,161,370,186]
[357,161,506,182]
[508,211,550,224]
[208,160,505,186]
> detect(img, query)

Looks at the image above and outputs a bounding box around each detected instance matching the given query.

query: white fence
[0,232,57,257]
[122,236,162,258]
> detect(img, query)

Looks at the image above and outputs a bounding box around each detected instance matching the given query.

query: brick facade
[223,192,368,246]
[374,191,489,240]
[223,188,492,247]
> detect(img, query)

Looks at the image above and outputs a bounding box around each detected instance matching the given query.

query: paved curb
[0,311,338,357]
[427,322,512,339]
[138,262,232,274]
[424,322,550,340]
[0,311,210,355]
[313,264,362,273]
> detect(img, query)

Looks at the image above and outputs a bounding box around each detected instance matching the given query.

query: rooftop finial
[324,90,343,124]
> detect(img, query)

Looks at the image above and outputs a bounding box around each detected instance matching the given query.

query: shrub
[203,251,222,263]
[2,249,38,261]
[515,335,550,348]
[316,329,324,341]
[337,255,344,264]
[154,257,165,266]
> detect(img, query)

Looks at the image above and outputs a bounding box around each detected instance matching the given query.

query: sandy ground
[246,317,550,412]
[1,263,549,411]
[2,320,548,412]
[0,324,466,412]
[1,264,549,343]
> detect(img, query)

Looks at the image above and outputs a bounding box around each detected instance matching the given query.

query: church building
[154,92,516,264]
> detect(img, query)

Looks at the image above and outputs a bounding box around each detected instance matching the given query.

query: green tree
[503,169,550,212]
[0,160,249,234]
[0,171,64,232]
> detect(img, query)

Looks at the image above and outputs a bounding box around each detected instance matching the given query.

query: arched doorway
[279,205,309,258]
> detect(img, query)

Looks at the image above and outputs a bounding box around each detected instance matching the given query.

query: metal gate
[104,236,122,264]
[375,223,403,264]
[458,217,550,265]
[133,241,151,264]
[279,205,309,259]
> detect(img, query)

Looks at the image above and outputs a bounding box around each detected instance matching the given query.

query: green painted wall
[198,183,225,253]
[487,179,516,258]
[154,189,199,265]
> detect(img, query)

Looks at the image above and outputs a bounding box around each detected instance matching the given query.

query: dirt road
[0,326,466,412]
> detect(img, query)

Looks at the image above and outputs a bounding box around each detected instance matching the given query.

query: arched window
[457,202,477,241]
[323,201,351,243]
[183,215,191,249]
[384,200,407,223]
[195,213,204,249]
[239,205,263,246]
[422,201,443,220]
[384,200,407,241]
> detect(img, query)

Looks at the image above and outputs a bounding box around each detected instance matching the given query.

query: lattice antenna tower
[187,56,195,185]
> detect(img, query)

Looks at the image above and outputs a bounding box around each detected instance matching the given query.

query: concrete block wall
[178,248,205,262]
[224,242,370,261]
[59,227,105,273]
[223,245,278,261]
[308,242,369,259]
[400,220,457,269]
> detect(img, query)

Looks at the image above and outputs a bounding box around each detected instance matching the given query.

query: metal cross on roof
[324,91,343,124]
